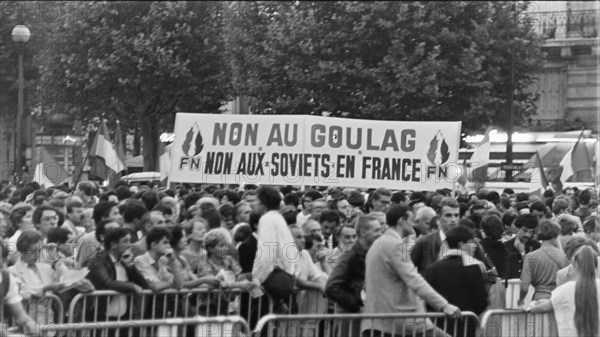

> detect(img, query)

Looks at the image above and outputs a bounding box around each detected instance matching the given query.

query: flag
[560,131,593,183]
[470,129,491,186]
[571,131,593,181]
[559,146,574,183]
[33,147,69,187]
[529,151,549,194]
[88,119,126,184]
[457,158,469,194]
[114,120,126,166]
[158,140,172,186]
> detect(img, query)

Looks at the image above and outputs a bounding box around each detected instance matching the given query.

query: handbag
[261,267,296,301]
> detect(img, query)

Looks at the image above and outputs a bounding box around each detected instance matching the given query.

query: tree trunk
[141,116,158,171]
[133,126,141,156]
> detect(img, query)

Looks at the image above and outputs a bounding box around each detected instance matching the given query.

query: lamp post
[11,24,31,184]
[504,47,515,182]
[504,4,517,183]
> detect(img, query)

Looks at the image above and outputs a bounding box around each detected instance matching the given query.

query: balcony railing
[529,10,598,39]
[524,118,566,131]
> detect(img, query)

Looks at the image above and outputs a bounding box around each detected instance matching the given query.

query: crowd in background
[0,180,599,337]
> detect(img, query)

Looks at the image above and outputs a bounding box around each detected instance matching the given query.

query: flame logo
[182,122,203,157]
[426,130,450,165]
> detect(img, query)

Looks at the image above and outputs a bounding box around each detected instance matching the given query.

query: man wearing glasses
[369,188,392,214]
[32,205,61,265]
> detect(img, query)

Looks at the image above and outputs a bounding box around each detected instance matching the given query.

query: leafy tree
[226,1,543,134]
[7,0,544,176]
[38,1,229,170]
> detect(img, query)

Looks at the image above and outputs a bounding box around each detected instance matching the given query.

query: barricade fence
[4,293,64,329]
[67,288,273,327]
[504,279,534,309]
[13,316,251,337]
[8,299,563,337]
[254,312,481,337]
[7,279,529,329]
[480,309,558,337]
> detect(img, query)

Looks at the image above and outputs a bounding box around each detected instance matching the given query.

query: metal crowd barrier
[282,288,334,315]
[32,316,250,337]
[254,311,481,337]
[2,294,65,337]
[504,279,535,309]
[68,288,273,325]
[3,293,64,334]
[480,309,558,337]
[22,293,64,325]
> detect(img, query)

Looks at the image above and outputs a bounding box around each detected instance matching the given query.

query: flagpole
[593,132,599,193]
[451,181,456,198]
[71,148,91,195]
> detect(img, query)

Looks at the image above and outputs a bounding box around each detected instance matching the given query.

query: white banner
[169,113,462,190]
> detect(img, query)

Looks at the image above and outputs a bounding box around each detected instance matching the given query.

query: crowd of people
[0,179,598,337]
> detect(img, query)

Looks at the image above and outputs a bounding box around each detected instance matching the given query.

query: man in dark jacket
[425,226,488,337]
[86,227,147,333]
[325,214,382,337]
[411,198,460,273]
[503,214,540,279]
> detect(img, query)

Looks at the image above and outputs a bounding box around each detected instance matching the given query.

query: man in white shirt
[290,226,328,313]
[134,227,182,292]
[0,268,38,335]
[296,189,323,227]
[252,186,299,309]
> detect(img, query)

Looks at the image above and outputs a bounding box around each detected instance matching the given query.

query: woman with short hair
[5,205,34,266]
[7,205,34,239]
[518,220,570,306]
[182,218,209,274]
[198,228,244,286]
[196,228,257,316]
[170,225,220,289]
[557,214,583,250]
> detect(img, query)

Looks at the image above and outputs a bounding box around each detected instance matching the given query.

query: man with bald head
[149,211,167,227]
[414,206,436,238]
[129,211,167,258]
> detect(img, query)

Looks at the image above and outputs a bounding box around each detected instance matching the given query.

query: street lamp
[504,4,517,183]
[12,24,31,184]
